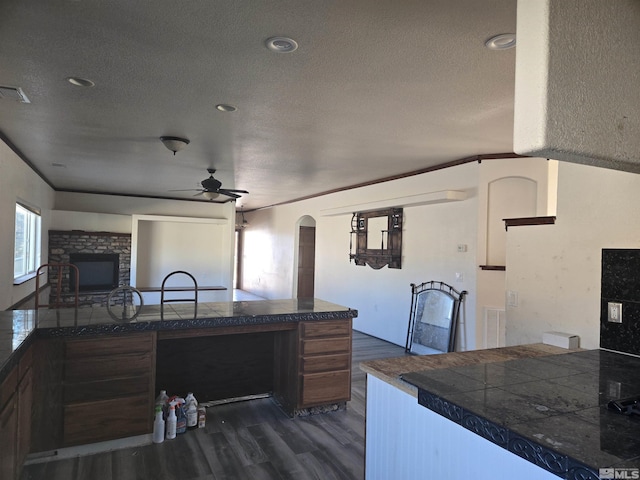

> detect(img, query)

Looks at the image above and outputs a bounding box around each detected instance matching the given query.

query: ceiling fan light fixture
[160,136,190,155]
[265,36,298,53]
[202,191,220,200]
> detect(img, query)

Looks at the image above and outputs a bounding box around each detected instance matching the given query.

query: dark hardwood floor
[21,331,408,480]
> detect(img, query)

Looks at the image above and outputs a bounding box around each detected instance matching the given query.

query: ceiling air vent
[0,86,30,104]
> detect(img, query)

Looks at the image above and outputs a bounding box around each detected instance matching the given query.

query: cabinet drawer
[0,394,16,428]
[65,352,153,383]
[300,370,351,406]
[301,337,350,356]
[63,394,151,446]
[18,345,33,379]
[17,368,33,469]
[64,375,151,404]
[0,395,17,480]
[301,353,350,374]
[65,333,154,359]
[301,321,350,338]
[0,367,17,411]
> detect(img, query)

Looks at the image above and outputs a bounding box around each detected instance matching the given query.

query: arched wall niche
[486,176,537,266]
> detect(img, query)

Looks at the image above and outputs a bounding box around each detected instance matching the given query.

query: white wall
[242,163,479,348]
[242,158,566,350]
[506,161,640,349]
[131,215,233,303]
[51,211,131,233]
[475,157,555,349]
[0,140,55,309]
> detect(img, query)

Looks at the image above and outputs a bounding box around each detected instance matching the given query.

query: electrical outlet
[608,302,623,323]
[608,380,622,399]
[457,244,467,253]
[507,290,518,307]
[455,272,463,282]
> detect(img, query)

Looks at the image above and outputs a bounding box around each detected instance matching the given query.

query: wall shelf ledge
[479,265,506,271]
[503,216,556,231]
[321,190,467,216]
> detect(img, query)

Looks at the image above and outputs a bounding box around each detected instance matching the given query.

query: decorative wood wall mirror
[349,208,403,269]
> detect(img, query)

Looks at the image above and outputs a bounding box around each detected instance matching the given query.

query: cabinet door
[0,396,17,480]
[62,333,156,446]
[63,394,151,446]
[17,368,33,470]
[300,371,351,406]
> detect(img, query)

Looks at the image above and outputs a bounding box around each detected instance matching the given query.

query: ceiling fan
[172,168,249,200]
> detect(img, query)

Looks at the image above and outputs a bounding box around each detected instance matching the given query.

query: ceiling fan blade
[220,188,249,194]
[218,190,242,199]
[171,169,248,200]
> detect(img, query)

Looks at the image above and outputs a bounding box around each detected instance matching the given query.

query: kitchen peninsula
[361,345,640,480]
[0,298,356,479]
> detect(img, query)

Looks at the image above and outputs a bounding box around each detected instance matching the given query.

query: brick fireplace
[48,230,131,307]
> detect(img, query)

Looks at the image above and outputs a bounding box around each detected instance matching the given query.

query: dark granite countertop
[401,349,640,479]
[0,298,357,383]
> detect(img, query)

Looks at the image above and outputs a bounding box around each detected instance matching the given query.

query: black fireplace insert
[69,253,120,292]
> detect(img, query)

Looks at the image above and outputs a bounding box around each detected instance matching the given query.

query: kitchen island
[361,345,640,480]
[0,298,356,479]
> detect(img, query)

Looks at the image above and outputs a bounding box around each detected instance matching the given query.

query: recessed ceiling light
[265,36,298,53]
[485,33,516,50]
[216,104,237,112]
[66,77,95,87]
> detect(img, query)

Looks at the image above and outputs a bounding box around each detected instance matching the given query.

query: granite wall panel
[601,249,640,355]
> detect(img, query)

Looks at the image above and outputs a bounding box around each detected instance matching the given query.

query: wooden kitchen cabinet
[3,299,355,458]
[61,332,156,446]
[298,319,352,409]
[0,366,18,480]
[17,345,33,472]
[0,344,33,480]
[273,319,352,415]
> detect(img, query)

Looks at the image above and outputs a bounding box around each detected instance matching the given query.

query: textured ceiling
[0,0,518,210]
